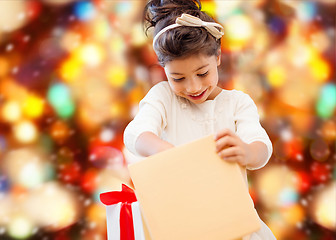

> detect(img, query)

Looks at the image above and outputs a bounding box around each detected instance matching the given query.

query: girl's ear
[216,50,221,66]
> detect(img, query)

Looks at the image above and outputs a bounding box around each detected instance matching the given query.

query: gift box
[100,184,151,240]
[128,135,260,240]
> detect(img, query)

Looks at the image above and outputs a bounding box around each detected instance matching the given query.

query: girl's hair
[144,0,221,66]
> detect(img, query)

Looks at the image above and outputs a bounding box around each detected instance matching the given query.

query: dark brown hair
[143,0,221,66]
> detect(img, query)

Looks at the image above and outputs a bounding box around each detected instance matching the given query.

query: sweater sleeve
[233,91,273,170]
[123,82,171,156]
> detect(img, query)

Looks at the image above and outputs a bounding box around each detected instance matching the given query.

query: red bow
[100,184,138,240]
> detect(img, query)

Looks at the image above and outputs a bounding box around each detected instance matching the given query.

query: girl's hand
[214,129,251,167]
[136,131,174,157]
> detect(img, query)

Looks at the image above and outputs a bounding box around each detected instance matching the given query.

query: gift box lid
[128,135,261,240]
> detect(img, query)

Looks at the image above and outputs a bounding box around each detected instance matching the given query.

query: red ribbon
[100,184,138,240]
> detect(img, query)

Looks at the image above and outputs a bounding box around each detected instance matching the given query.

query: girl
[124,0,276,239]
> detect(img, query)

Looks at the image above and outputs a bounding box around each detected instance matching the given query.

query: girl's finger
[214,128,234,140]
[215,135,237,152]
[220,155,239,163]
[218,146,242,158]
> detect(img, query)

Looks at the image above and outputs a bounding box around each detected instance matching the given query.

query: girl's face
[164,54,221,104]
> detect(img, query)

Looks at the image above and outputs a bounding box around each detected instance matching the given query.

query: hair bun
[144,0,201,34]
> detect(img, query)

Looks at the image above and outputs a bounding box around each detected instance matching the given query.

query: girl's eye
[172,77,185,82]
[197,71,209,77]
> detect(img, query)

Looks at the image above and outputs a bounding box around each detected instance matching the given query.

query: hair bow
[153,13,224,47]
[176,13,224,40]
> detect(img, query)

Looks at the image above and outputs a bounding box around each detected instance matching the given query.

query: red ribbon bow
[100,184,138,240]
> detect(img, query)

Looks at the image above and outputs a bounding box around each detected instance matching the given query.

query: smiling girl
[123,1,276,239]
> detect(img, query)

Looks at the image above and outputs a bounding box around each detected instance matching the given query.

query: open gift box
[101,135,260,240]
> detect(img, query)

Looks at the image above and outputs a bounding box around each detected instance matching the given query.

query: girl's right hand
[135,131,174,157]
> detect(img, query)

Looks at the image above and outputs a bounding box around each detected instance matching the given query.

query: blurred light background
[0,0,335,239]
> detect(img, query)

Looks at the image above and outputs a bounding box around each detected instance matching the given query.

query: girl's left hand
[214,128,251,166]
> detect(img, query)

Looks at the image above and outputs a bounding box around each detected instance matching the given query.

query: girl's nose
[186,78,202,94]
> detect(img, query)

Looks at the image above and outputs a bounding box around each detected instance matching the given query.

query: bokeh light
[0,174,10,193]
[256,165,299,209]
[89,146,124,169]
[3,148,49,189]
[321,120,336,142]
[0,0,334,239]
[0,1,29,34]
[49,120,71,144]
[80,168,98,194]
[296,1,317,22]
[13,120,38,143]
[267,66,286,88]
[7,215,34,239]
[215,0,242,18]
[296,171,312,194]
[59,57,82,82]
[311,162,332,184]
[23,182,80,231]
[310,181,336,231]
[222,14,253,51]
[280,204,305,226]
[43,0,75,6]
[22,94,45,119]
[99,128,116,142]
[47,83,75,119]
[73,1,96,21]
[86,203,106,230]
[316,84,336,119]
[309,56,330,83]
[107,65,128,88]
[0,195,12,227]
[1,100,22,123]
[309,138,330,162]
[60,31,82,52]
[79,43,105,67]
[0,57,10,77]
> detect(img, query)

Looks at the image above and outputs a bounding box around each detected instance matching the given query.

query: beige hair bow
[153,13,224,47]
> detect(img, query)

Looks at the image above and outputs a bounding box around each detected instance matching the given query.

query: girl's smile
[164,54,221,104]
[188,89,207,100]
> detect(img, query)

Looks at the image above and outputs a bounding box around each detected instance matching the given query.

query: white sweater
[124,81,272,169]
[124,81,276,240]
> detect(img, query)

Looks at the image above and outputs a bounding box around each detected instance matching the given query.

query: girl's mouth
[188,89,206,100]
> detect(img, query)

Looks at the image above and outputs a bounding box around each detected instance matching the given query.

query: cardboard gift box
[100,184,152,240]
[128,135,261,240]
